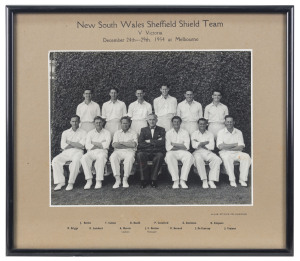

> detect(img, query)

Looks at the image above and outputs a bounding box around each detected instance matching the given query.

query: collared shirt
[191,129,214,151]
[153,95,177,117]
[85,128,111,151]
[102,99,127,121]
[204,102,229,123]
[60,128,87,150]
[127,100,152,120]
[177,100,203,122]
[112,128,138,151]
[150,127,156,138]
[165,128,190,152]
[217,127,245,149]
[76,100,101,123]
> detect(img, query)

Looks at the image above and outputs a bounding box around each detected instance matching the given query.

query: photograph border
[48,48,253,208]
[6,5,294,256]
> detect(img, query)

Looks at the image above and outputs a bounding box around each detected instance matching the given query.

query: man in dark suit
[137,113,166,188]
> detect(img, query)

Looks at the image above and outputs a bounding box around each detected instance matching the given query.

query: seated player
[80,116,111,189]
[109,116,138,188]
[191,118,222,189]
[52,115,86,191]
[217,115,251,187]
[165,116,194,189]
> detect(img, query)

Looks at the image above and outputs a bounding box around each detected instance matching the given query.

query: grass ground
[51,166,251,206]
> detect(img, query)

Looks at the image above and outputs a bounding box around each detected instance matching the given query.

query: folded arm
[66,140,84,150]
[64,144,73,150]
[198,141,209,149]
[112,142,128,149]
[151,131,166,148]
[138,131,153,149]
[218,142,238,150]
[229,145,244,151]
[91,141,104,149]
[120,141,137,148]
[171,142,187,150]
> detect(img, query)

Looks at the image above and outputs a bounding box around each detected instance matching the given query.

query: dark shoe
[151,181,157,188]
[140,181,148,188]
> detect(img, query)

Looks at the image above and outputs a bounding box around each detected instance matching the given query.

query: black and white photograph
[6,4,294,255]
[49,50,252,206]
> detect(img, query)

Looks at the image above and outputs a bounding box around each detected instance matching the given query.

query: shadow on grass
[51,167,252,206]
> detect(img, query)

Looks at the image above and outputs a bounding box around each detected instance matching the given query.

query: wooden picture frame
[6,5,294,256]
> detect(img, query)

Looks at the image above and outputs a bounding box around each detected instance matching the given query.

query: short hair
[136,88,144,93]
[185,89,194,94]
[225,115,234,121]
[70,115,80,121]
[120,116,131,123]
[94,116,105,122]
[110,88,119,93]
[212,90,222,96]
[197,118,208,124]
[171,116,182,123]
[147,113,158,120]
[94,116,106,127]
[160,85,169,89]
[84,89,93,94]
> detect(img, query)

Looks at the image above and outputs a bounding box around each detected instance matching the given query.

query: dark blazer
[137,126,166,153]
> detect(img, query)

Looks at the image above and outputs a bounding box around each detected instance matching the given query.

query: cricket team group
[51,86,252,191]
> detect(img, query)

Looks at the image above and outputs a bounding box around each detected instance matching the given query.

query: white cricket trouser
[131,120,148,135]
[165,150,194,181]
[109,150,135,177]
[80,149,108,181]
[219,151,251,182]
[105,119,121,138]
[52,148,84,184]
[80,122,95,133]
[181,121,198,136]
[193,149,222,181]
[157,114,173,132]
[208,122,225,139]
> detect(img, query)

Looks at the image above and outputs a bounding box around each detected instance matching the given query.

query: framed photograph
[6,5,293,255]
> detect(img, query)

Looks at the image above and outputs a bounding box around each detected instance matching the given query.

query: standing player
[127,89,152,135]
[177,90,203,135]
[153,85,177,132]
[102,88,127,138]
[204,90,229,139]
[76,89,101,132]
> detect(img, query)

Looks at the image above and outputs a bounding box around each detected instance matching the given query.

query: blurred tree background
[50,51,251,158]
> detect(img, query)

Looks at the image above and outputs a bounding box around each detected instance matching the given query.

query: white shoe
[95,181,102,189]
[84,179,93,190]
[239,180,247,187]
[172,180,179,189]
[66,184,74,191]
[122,178,129,188]
[208,181,217,189]
[202,180,209,189]
[180,180,188,189]
[54,183,65,191]
[113,180,121,189]
[230,181,237,187]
